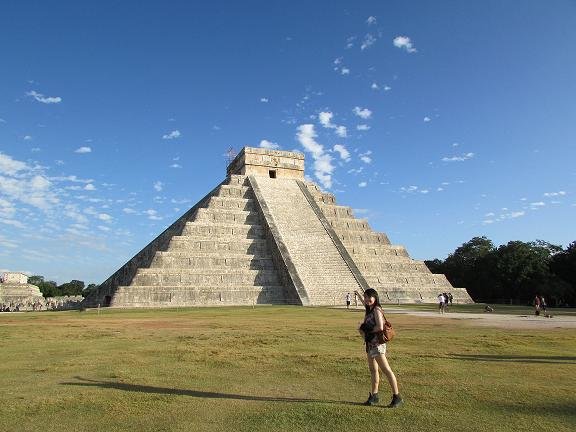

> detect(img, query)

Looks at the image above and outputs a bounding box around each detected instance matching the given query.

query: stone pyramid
[83,147,472,308]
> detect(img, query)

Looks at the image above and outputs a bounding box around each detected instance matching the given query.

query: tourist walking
[346,292,351,309]
[534,294,542,316]
[438,293,446,314]
[355,288,403,408]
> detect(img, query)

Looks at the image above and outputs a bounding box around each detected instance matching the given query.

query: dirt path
[384,308,576,329]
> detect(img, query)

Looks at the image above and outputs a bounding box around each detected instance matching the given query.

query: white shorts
[367,344,387,358]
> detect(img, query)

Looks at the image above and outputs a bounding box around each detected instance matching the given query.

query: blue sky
[1,0,575,284]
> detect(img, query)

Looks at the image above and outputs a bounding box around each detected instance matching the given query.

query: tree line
[27,276,98,298]
[425,237,576,306]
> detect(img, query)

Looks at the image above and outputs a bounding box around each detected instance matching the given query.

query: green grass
[1,307,575,432]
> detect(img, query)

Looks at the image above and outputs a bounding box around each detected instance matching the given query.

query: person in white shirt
[438,293,446,314]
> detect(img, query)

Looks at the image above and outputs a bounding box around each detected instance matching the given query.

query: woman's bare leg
[375,354,399,395]
[366,354,380,394]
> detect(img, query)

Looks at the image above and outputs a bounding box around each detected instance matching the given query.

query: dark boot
[363,392,379,406]
[388,393,404,408]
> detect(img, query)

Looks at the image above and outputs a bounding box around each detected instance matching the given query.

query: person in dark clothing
[355,289,403,408]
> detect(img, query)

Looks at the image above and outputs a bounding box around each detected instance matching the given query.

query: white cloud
[145,209,162,220]
[170,163,182,168]
[442,152,475,162]
[543,191,566,197]
[366,16,377,25]
[359,150,372,164]
[296,124,334,189]
[371,83,379,90]
[357,124,371,131]
[393,36,417,53]
[423,117,431,122]
[318,112,347,138]
[97,213,112,222]
[162,130,181,140]
[353,107,372,120]
[319,112,334,128]
[361,34,377,50]
[359,181,367,188]
[341,68,350,75]
[260,97,269,103]
[503,211,526,219]
[75,146,92,154]
[383,86,391,91]
[259,139,280,150]
[23,135,32,141]
[153,181,163,192]
[335,126,347,137]
[333,144,351,162]
[0,153,27,175]
[530,202,545,208]
[26,90,62,104]
[123,208,137,214]
[84,183,96,191]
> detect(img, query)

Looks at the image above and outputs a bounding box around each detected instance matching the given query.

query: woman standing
[356,288,403,408]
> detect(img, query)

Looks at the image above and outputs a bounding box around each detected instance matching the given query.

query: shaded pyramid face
[83,147,472,308]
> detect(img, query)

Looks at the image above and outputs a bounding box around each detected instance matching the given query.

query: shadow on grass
[446,354,576,364]
[62,377,364,406]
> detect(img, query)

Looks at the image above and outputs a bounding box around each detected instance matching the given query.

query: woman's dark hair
[363,288,381,314]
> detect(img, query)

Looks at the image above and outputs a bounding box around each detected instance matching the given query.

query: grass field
[1,306,575,432]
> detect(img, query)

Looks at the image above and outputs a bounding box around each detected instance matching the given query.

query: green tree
[27,275,44,286]
[493,240,564,303]
[550,241,576,305]
[38,280,59,297]
[58,280,85,296]
[442,236,497,302]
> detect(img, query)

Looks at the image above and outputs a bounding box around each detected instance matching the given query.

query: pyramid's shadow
[62,376,361,406]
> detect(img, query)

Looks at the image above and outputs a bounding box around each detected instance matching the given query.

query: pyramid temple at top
[83,147,472,308]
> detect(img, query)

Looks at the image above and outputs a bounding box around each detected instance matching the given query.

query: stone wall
[227,147,305,179]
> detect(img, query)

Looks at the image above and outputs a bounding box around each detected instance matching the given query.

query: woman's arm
[373,307,384,332]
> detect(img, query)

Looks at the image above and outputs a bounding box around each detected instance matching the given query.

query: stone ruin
[0,272,84,311]
[83,147,473,308]
[0,272,45,310]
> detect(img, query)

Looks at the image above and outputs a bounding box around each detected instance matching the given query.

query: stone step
[317,203,355,219]
[215,184,252,198]
[336,232,390,244]
[193,208,261,224]
[132,269,280,286]
[166,237,268,253]
[328,219,371,231]
[181,223,265,238]
[206,196,256,211]
[227,175,250,186]
[111,285,297,306]
[363,274,451,285]
[356,261,431,272]
[346,245,410,258]
[363,275,451,290]
[151,252,275,269]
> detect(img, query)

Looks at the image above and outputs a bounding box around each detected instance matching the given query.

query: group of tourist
[437,292,453,313]
[534,294,548,316]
